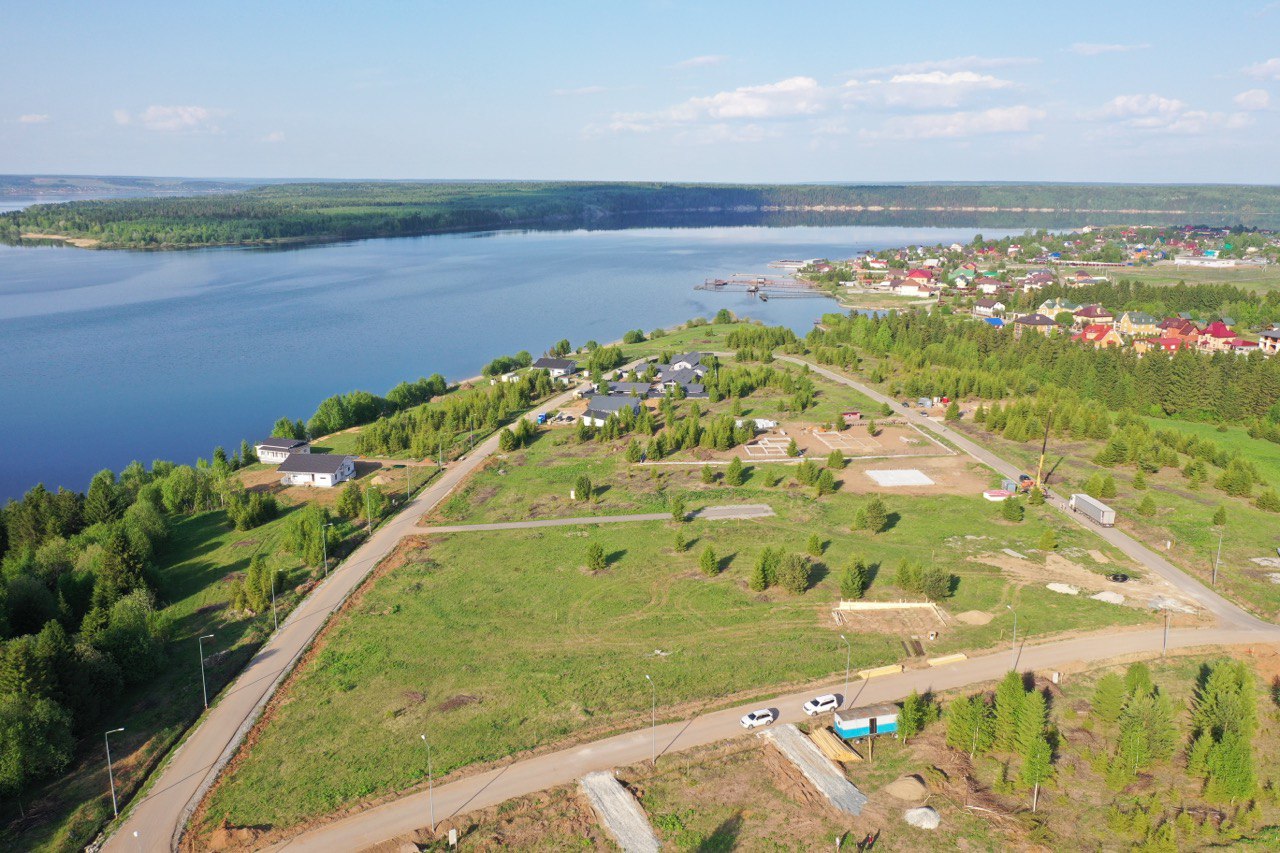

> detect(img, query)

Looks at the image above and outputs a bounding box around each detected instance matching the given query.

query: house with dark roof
[1260,329,1280,356]
[581,395,641,427]
[1013,313,1058,336]
[278,453,355,488]
[255,437,310,465]
[1074,304,1115,326]
[973,298,1005,318]
[1116,311,1160,337]
[532,357,577,378]
[605,381,653,398]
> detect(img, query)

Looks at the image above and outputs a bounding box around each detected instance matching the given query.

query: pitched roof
[1201,320,1234,339]
[584,395,640,413]
[278,454,352,475]
[532,357,576,371]
[1016,312,1058,326]
[257,437,308,451]
[1075,304,1113,318]
[1120,311,1158,324]
[1074,324,1117,342]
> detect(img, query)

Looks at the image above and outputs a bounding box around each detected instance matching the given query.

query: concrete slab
[866,469,934,487]
[579,771,661,853]
[761,724,868,816]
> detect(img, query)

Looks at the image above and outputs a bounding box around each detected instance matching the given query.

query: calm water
[0,225,1010,499]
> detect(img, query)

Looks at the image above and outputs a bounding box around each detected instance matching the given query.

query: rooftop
[278,453,353,475]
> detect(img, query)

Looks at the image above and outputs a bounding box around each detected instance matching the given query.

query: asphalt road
[104,385,587,853]
[419,503,775,533]
[266,625,1276,851]
[778,356,1269,632]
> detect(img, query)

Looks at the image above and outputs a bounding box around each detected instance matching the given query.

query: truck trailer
[1069,493,1116,527]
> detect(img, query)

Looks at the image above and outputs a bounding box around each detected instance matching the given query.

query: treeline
[808,310,1280,422]
[0,441,277,799]
[9,182,1280,249]
[998,278,1280,329]
[271,374,449,440]
[353,370,555,458]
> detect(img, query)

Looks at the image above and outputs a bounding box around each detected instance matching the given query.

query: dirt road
[418,503,775,533]
[265,625,1276,851]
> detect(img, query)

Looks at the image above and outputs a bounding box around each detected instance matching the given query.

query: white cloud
[610,76,826,132]
[1068,42,1150,56]
[672,54,727,70]
[552,85,607,96]
[855,55,1037,76]
[262,130,286,143]
[1244,57,1280,79]
[862,105,1045,140]
[1234,88,1271,110]
[1095,93,1253,134]
[17,113,50,124]
[843,70,1014,109]
[114,105,224,132]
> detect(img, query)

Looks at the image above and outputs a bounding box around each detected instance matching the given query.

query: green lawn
[204,479,1150,832]
[1141,417,1280,484]
[1117,263,1280,294]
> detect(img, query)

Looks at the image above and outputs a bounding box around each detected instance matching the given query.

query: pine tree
[574,473,592,501]
[899,690,930,742]
[1027,486,1045,506]
[776,553,811,594]
[815,469,835,497]
[724,457,744,486]
[1132,469,1147,490]
[919,565,951,601]
[699,545,718,576]
[625,439,643,462]
[701,465,715,484]
[1021,736,1053,807]
[827,449,846,469]
[586,542,606,572]
[786,438,800,457]
[945,694,995,755]
[336,481,363,519]
[673,529,687,553]
[994,671,1026,752]
[1206,730,1256,803]
[1212,505,1227,526]
[945,400,961,422]
[748,555,769,592]
[1001,497,1024,522]
[806,534,824,557]
[1137,494,1157,517]
[840,559,866,599]
[1015,689,1048,759]
[974,404,987,424]
[669,494,686,522]
[863,498,889,533]
[1100,474,1117,499]
[1037,529,1057,551]
[1092,672,1127,724]
[1255,488,1280,513]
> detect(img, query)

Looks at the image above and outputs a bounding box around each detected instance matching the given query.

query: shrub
[1001,498,1024,522]
[586,542,606,571]
[573,474,592,502]
[776,553,812,594]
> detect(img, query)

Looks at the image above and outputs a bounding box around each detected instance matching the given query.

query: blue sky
[3,1,1279,183]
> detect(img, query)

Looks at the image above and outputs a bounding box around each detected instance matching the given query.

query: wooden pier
[694,273,828,299]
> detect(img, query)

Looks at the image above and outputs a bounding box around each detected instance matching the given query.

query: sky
[3,0,1280,184]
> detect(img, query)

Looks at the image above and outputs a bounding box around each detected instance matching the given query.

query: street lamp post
[419,734,435,833]
[321,521,335,576]
[1007,605,1018,671]
[1213,529,1223,586]
[198,634,215,709]
[104,727,125,818]
[839,634,851,707]
[271,568,278,632]
[645,674,656,765]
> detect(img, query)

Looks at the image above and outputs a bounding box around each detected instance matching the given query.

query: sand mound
[954,610,992,625]
[884,774,928,801]
[905,805,940,829]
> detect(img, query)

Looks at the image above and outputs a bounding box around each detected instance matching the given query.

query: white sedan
[802,694,839,715]
[740,709,777,729]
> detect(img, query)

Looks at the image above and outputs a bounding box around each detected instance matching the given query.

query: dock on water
[694,273,828,299]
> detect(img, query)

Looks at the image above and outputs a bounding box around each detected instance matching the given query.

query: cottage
[1115,311,1160,337]
[1038,297,1081,316]
[581,395,641,427]
[531,357,577,378]
[834,704,900,739]
[974,277,1002,294]
[1198,320,1236,352]
[1014,313,1059,336]
[1230,338,1259,354]
[893,281,937,298]
[1260,329,1280,356]
[255,437,310,465]
[1157,318,1200,343]
[1073,304,1115,326]
[668,352,705,372]
[1136,337,1193,355]
[973,298,1005,318]
[1072,324,1124,348]
[278,453,355,488]
[604,381,653,398]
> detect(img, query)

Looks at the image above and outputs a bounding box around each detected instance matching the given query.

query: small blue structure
[834,704,900,739]
[536,413,548,425]
[983,317,1005,328]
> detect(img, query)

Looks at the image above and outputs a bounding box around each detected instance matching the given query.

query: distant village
[801,225,1280,358]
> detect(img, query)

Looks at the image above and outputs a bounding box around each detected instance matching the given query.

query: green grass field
[1118,263,1280,294]
[204,464,1151,832]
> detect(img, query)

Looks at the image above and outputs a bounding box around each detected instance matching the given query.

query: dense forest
[6,181,1280,248]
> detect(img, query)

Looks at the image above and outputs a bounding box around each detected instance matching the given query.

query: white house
[255,437,310,465]
[973,298,1006,318]
[581,396,640,427]
[531,357,577,378]
[278,454,355,488]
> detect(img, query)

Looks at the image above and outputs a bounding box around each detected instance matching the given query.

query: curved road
[104,386,587,853]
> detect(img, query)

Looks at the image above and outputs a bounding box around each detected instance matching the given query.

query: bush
[1001,498,1024,522]
[1212,505,1227,526]
[586,542,606,571]
[1255,488,1280,513]
[622,329,646,344]
[573,473,592,502]
[1038,529,1057,551]
[776,553,811,594]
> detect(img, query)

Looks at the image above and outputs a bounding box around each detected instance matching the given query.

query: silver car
[740,709,777,729]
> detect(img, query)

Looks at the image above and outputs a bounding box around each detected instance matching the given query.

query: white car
[740,709,776,729]
[802,694,839,716]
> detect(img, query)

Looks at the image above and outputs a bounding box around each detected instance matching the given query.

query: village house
[1135,337,1193,355]
[973,298,1005,318]
[1157,317,1201,344]
[1074,304,1115,326]
[1072,324,1124,348]
[1198,321,1237,352]
[1013,312,1059,336]
[1230,338,1259,355]
[255,437,310,464]
[893,280,937,298]
[1260,329,1280,356]
[278,453,355,488]
[1115,311,1160,337]
[1038,297,1081,316]
[604,380,653,398]
[974,276,1002,294]
[531,357,577,379]
[581,395,641,427]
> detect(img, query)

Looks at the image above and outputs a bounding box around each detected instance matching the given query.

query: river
[0,224,1010,499]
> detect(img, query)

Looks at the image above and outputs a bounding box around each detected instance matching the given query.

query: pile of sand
[954,610,992,625]
[905,805,940,829]
[884,774,928,801]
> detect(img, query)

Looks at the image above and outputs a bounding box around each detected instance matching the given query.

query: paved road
[779,356,1269,632]
[104,386,588,853]
[419,503,775,533]
[267,624,1277,851]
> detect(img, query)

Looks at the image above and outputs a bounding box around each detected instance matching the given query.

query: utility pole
[1007,605,1018,671]
[839,634,851,707]
[365,487,374,531]
[419,734,435,833]
[1162,609,1169,656]
[1213,529,1223,586]
[198,634,215,709]
[645,674,656,765]
[321,522,334,577]
[105,727,125,817]
[271,568,278,632]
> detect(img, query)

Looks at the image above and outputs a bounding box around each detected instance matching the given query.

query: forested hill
[5,181,1280,249]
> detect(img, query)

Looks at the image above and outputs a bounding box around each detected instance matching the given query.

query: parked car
[740,709,776,729]
[802,694,839,716]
